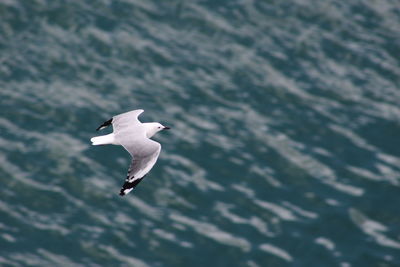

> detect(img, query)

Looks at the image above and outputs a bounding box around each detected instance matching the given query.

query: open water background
[1,0,400,266]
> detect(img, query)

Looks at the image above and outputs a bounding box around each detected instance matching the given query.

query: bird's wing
[112,109,144,133]
[119,138,161,196]
[96,109,144,131]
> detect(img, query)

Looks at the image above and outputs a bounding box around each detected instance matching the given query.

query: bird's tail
[90,133,116,145]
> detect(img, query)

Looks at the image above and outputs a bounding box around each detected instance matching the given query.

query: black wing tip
[118,177,145,196]
[96,118,113,131]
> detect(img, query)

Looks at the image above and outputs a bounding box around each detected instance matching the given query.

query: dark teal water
[1,0,400,266]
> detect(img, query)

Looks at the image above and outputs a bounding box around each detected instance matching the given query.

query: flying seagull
[90,109,170,196]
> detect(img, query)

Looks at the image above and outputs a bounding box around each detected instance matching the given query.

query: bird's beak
[164,126,170,130]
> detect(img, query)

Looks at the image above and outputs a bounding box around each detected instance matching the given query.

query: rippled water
[1,0,400,266]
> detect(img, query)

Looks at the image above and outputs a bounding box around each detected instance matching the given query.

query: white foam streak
[170,213,251,251]
[259,243,293,262]
[264,133,364,196]
[315,237,336,251]
[215,202,274,237]
[349,208,400,249]
[254,200,297,221]
[99,245,150,267]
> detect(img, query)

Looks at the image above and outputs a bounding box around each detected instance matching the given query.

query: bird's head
[145,122,170,138]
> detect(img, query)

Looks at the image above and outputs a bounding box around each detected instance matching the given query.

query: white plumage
[91,109,170,196]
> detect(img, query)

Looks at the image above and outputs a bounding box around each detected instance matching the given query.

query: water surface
[1,0,400,266]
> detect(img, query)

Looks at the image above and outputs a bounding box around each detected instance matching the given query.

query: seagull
[90,109,170,196]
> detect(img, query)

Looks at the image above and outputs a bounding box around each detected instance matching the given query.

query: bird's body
[90,109,169,196]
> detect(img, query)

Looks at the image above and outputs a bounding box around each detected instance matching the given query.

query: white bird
[90,109,170,196]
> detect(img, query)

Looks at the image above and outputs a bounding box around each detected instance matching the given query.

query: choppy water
[1,0,400,266]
